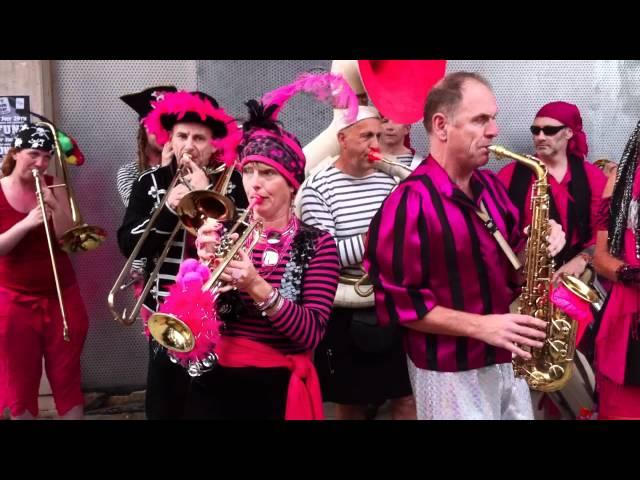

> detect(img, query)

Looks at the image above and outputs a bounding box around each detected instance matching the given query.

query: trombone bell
[59,224,107,253]
[176,190,236,236]
[35,120,106,253]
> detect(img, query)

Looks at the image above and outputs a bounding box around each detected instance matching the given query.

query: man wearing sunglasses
[497,101,607,419]
[498,101,606,285]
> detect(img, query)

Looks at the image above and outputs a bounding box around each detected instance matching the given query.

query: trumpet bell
[59,224,107,253]
[147,313,196,353]
[176,190,236,236]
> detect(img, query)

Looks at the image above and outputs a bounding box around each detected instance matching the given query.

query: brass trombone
[32,169,70,342]
[147,205,263,357]
[176,162,236,236]
[108,155,237,326]
[35,120,106,253]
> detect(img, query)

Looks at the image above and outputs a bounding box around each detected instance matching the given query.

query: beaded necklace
[252,214,298,279]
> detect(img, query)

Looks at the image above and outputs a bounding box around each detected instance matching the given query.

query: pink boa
[147,259,221,365]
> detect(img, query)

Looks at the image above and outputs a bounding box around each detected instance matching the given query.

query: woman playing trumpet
[184,81,346,419]
[0,124,89,420]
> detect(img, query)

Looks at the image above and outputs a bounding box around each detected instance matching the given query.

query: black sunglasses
[530,125,567,136]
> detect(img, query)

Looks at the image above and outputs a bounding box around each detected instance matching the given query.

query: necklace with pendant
[260,217,297,270]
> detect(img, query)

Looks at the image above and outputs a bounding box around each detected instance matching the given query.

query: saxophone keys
[534,309,547,320]
[535,296,547,308]
[547,339,568,359]
[548,364,565,381]
[550,318,572,336]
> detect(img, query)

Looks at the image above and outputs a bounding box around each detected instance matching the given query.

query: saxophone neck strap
[475,201,523,271]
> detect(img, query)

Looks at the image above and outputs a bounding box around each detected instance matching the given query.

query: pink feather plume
[143,258,221,365]
[261,72,358,124]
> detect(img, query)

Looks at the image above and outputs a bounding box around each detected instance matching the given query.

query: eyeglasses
[530,125,567,136]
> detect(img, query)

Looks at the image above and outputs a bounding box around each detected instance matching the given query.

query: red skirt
[598,374,640,420]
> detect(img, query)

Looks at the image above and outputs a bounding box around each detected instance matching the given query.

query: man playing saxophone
[364,72,566,420]
[117,90,247,420]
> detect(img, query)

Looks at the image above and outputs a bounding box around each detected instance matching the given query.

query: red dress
[595,167,640,419]
[0,176,88,417]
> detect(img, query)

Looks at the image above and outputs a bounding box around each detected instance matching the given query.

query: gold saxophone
[489,145,596,392]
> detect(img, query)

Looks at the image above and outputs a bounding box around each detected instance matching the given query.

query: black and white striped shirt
[116,160,139,207]
[299,165,397,277]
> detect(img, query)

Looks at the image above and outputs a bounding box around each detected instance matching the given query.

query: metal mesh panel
[51,60,640,391]
[52,61,197,390]
[409,60,640,171]
[196,60,332,145]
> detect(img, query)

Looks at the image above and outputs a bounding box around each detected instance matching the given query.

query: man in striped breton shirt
[300,106,416,420]
[364,72,567,420]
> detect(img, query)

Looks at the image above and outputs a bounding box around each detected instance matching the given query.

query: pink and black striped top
[364,156,525,372]
[221,226,340,354]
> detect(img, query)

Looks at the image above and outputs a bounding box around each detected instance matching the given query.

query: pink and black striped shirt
[364,156,525,372]
[221,227,340,354]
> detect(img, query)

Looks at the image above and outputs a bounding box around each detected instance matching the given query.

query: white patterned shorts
[407,356,534,420]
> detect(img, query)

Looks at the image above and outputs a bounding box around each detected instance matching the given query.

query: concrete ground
[31,391,393,420]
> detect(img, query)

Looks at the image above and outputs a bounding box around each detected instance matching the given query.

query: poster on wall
[0,95,31,158]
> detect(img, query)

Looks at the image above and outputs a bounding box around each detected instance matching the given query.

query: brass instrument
[176,162,236,235]
[147,206,263,376]
[108,155,236,326]
[489,145,600,392]
[32,169,70,342]
[368,153,413,181]
[35,121,106,253]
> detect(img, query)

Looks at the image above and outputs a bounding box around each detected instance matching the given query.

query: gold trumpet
[108,155,236,326]
[147,204,263,355]
[35,121,106,253]
[32,169,70,342]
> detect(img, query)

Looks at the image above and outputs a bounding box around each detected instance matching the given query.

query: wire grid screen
[52,61,197,390]
[196,60,332,146]
[408,60,640,171]
[52,60,640,391]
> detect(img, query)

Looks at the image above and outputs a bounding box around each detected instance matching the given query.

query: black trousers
[185,365,291,420]
[145,341,192,420]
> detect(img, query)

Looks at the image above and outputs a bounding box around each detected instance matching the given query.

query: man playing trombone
[116,91,247,420]
[0,124,89,420]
